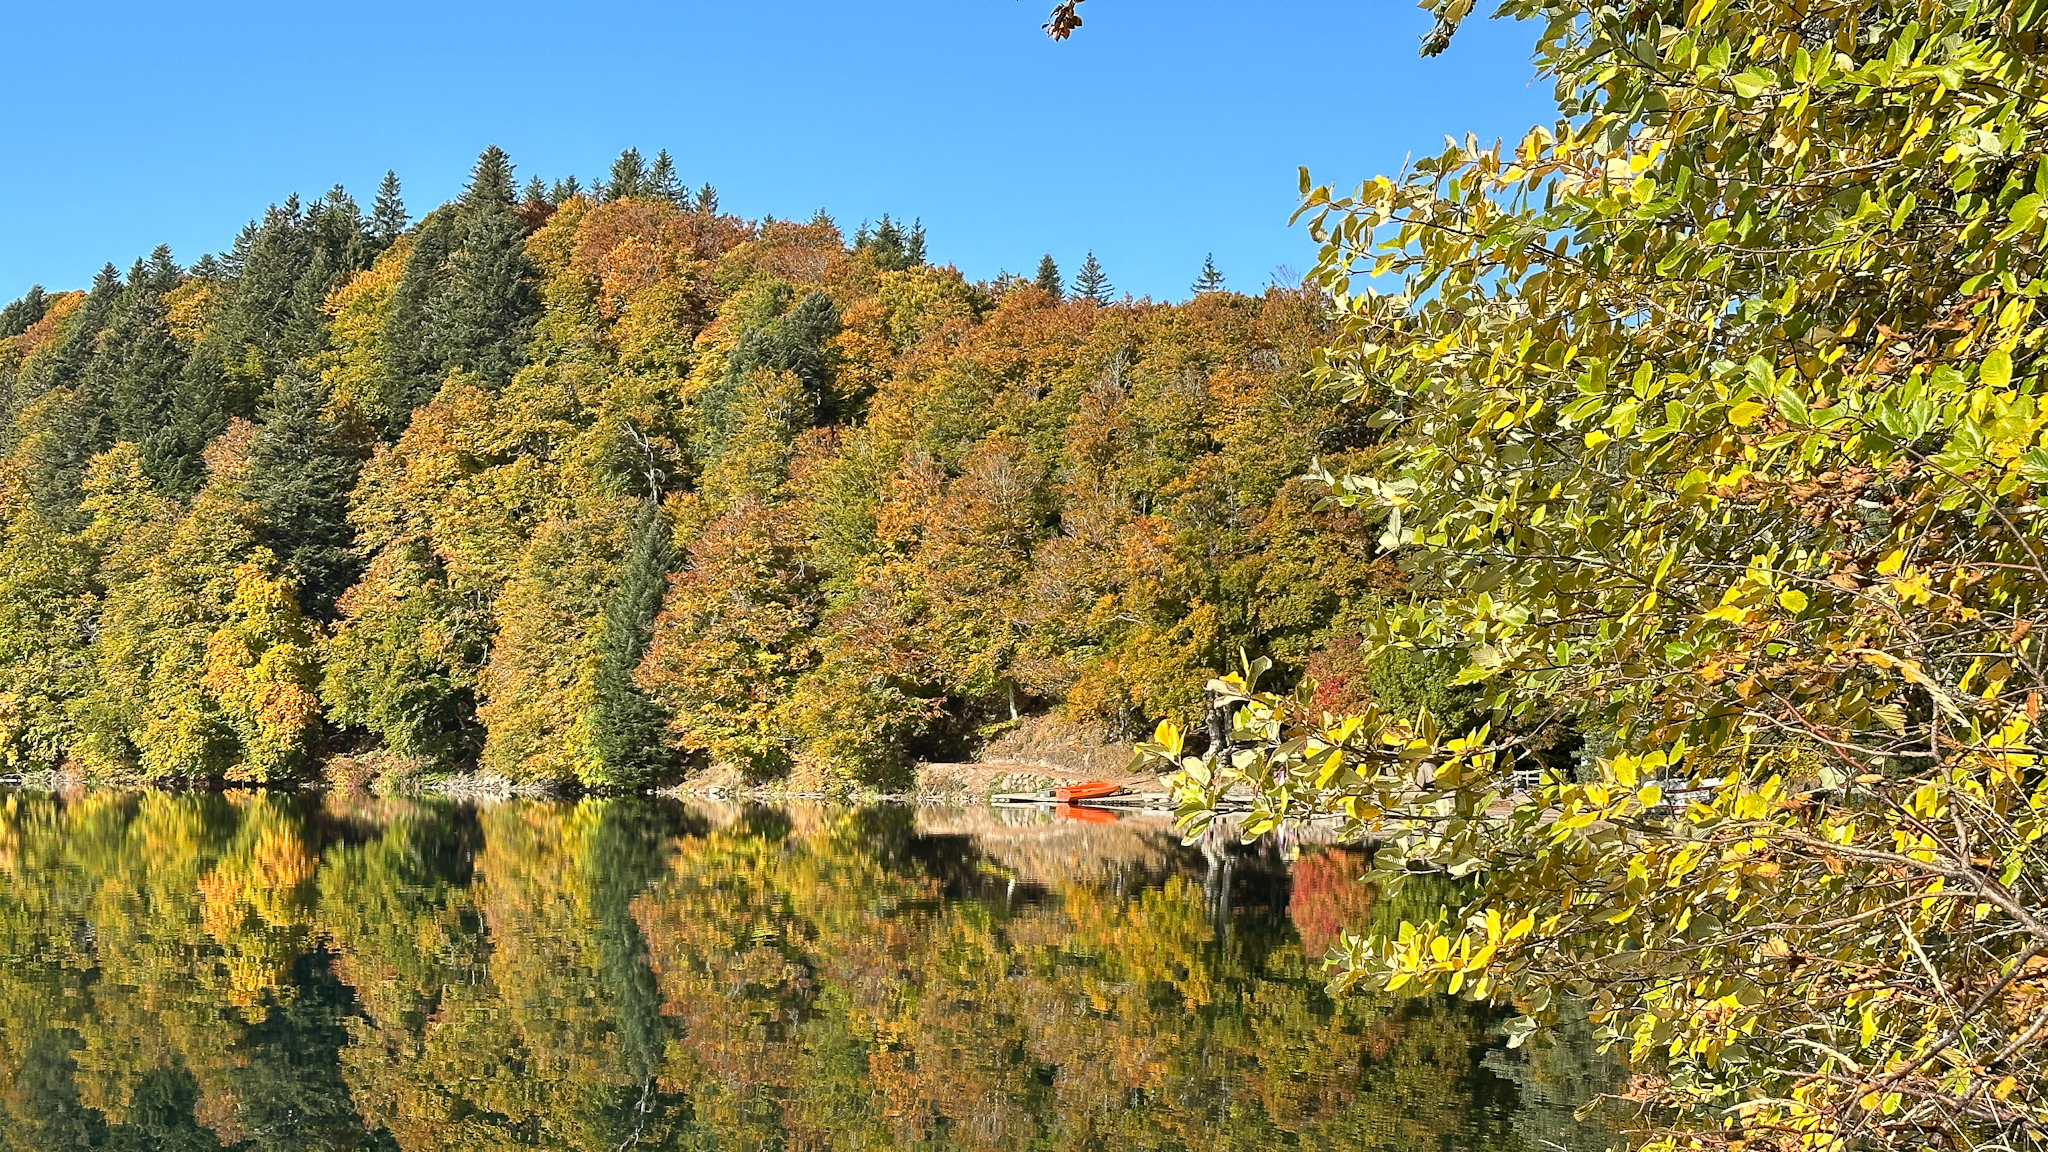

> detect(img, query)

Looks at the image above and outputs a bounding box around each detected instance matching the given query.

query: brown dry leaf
[1045,0,1085,39]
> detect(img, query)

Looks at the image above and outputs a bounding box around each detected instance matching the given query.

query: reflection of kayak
[1053,781,1124,803]
[1056,804,1120,824]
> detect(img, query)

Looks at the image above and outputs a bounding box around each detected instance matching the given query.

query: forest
[11,0,2048,1146]
[0,147,1405,790]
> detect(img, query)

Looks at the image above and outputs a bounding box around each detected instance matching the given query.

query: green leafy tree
[1151,2,2048,1149]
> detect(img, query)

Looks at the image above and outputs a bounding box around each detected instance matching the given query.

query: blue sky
[0,1,1555,303]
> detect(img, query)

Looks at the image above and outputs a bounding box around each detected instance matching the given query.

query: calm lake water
[0,790,1620,1151]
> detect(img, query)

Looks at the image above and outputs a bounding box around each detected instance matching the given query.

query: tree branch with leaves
[1141,1,2048,1149]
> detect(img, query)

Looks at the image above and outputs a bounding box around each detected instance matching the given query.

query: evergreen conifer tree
[377,208,458,429]
[371,170,407,244]
[521,176,549,207]
[606,148,647,201]
[190,193,369,412]
[548,175,582,203]
[0,285,48,338]
[648,150,685,205]
[246,374,369,619]
[21,264,123,522]
[1035,255,1062,298]
[1191,254,1225,294]
[695,184,719,215]
[91,247,193,490]
[585,500,681,785]
[871,215,904,261]
[425,206,540,389]
[461,146,517,210]
[1072,251,1112,304]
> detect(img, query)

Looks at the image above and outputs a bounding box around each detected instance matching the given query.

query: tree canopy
[0,145,1373,790]
[1143,1,2048,1149]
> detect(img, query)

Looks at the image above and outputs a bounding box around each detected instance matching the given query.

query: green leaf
[1731,69,1772,98]
[1982,348,2013,389]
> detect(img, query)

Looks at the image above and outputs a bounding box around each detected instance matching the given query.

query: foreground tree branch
[1137,2,2048,1149]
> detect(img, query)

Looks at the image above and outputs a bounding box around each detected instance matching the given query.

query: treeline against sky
[0,148,1400,788]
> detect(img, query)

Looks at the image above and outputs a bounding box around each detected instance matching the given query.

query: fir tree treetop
[1072,251,1111,305]
[1035,254,1062,298]
[372,170,407,242]
[462,147,517,210]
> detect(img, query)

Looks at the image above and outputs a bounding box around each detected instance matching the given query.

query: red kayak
[1053,781,1125,803]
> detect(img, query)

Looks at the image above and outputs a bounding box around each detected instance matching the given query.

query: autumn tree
[1150,2,2048,1149]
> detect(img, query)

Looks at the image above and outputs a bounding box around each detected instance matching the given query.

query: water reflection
[0,791,1618,1151]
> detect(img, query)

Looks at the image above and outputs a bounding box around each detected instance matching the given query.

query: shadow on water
[0,789,1622,1151]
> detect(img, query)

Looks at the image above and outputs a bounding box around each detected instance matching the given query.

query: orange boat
[1055,804,1120,824]
[1052,781,1125,803]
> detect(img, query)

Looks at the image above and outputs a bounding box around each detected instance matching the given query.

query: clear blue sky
[0,1,1555,303]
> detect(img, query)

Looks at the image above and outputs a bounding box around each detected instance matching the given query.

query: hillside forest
[0,148,1407,789]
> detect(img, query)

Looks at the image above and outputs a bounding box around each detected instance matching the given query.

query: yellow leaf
[1727,400,1766,427]
[1778,588,1808,612]
[1982,348,2014,389]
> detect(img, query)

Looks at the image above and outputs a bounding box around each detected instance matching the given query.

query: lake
[0,790,1620,1150]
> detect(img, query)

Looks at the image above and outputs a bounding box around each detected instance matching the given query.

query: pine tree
[871,216,905,261]
[371,170,407,243]
[648,150,685,205]
[906,219,927,265]
[695,184,719,215]
[584,500,681,786]
[1191,253,1225,294]
[461,146,517,210]
[606,148,647,201]
[246,374,368,619]
[425,206,540,389]
[1035,254,1062,298]
[522,176,549,207]
[91,247,193,491]
[549,175,583,203]
[19,264,122,522]
[0,285,48,338]
[377,208,459,426]
[1072,251,1112,304]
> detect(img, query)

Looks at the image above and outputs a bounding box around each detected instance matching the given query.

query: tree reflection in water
[0,791,1619,1150]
